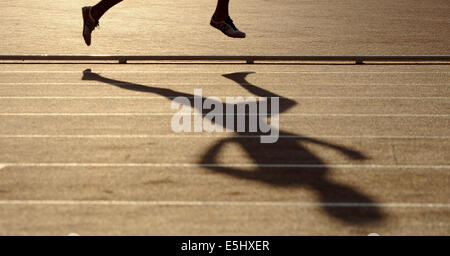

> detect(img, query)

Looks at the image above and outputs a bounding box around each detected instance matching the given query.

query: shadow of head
[316,181,385,224]
[200,132,384,225]
[206,164,384,225]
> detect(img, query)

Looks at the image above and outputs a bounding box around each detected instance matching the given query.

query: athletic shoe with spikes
[210,16,246,38]
[82,6,99,46]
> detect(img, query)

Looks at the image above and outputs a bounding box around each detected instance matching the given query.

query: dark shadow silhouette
[81,69,291,131]
[82,69,385,224]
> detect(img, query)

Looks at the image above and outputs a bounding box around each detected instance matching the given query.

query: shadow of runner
[82,69,384,225]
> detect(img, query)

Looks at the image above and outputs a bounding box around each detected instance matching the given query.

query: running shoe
[210,16,246,38]
[82,6,99,46]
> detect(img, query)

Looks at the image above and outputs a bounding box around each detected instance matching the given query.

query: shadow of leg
[313,180,384,224]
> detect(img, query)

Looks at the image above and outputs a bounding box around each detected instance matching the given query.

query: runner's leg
[213,0,229,21]
[91,0,123,21]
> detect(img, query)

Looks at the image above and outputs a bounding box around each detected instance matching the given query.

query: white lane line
[0,135,448,139]
[1,82,447,86]
[0,113,448,117]
[0,96,448,100]
[0,164,5,170]
[0,200,448,208]
[0,163,448,169]
[0,71,448,74]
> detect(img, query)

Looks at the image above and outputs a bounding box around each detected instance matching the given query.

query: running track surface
[0,0,448,235]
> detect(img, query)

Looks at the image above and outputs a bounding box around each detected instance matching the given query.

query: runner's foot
[210,16,246,38]
[82,6,99,46]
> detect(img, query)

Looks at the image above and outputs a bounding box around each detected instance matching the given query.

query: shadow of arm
[300,136,368,160]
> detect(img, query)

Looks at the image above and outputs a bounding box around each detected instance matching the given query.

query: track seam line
[0,135,448,139]
[0,200,448,208]
[0,113,448,117]
[0,163,448,169]
[0,96,448,100]
[1,71,448,74]
[1,82,448,86]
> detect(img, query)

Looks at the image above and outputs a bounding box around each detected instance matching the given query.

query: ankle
[89,7,100,21]
[212,14,227,21]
